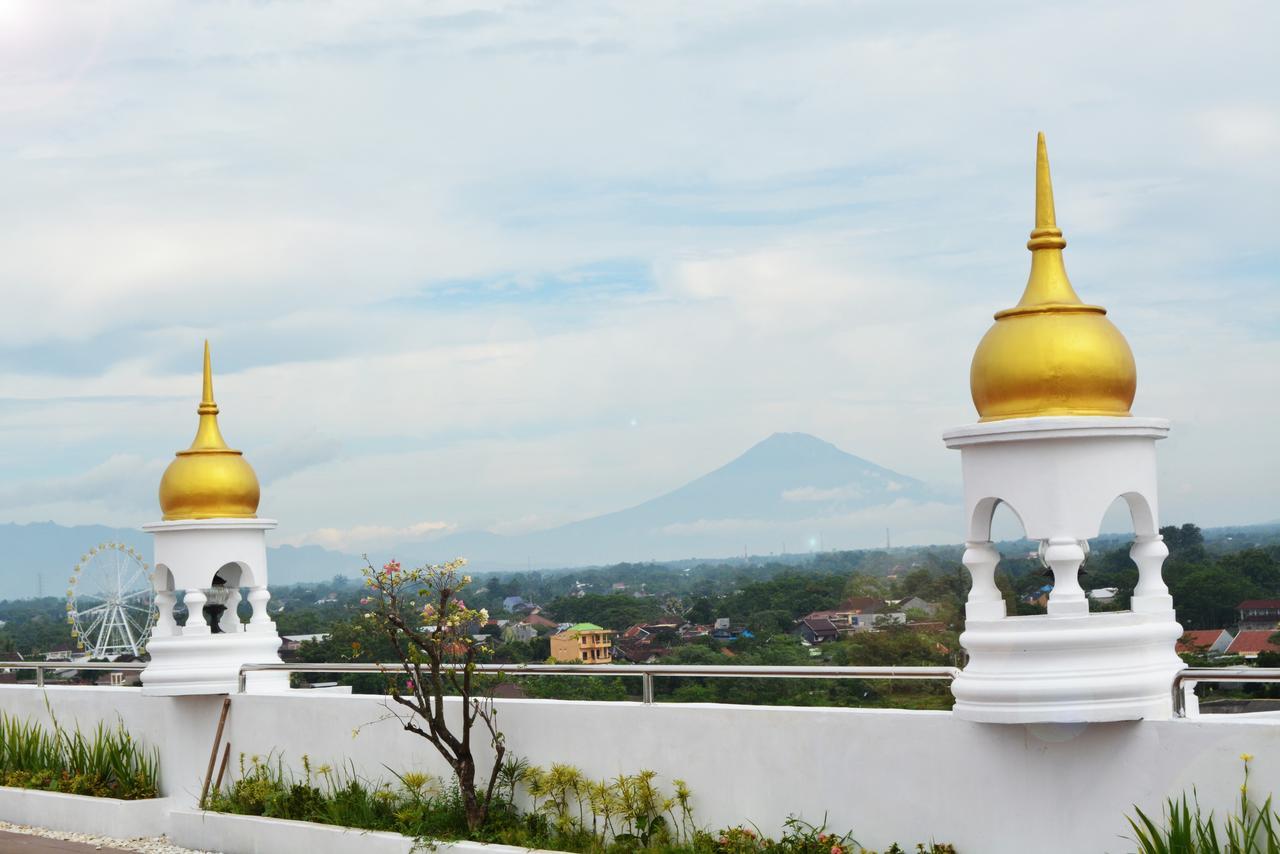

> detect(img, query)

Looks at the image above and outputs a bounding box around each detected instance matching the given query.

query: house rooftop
[1226,630,1280,656]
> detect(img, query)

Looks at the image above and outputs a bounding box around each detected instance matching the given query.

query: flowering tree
[361,557,504,830]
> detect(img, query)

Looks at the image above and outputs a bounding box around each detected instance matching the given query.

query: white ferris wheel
[66,542,156,659]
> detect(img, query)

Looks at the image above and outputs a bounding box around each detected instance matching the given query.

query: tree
[686,597,714,624]
[361,557,504,831]
[1162,523,1205,558]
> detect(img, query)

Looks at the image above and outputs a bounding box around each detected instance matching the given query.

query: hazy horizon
[1,2,1277,552]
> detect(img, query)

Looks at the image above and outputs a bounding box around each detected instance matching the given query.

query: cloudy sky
[0,0,1276,553]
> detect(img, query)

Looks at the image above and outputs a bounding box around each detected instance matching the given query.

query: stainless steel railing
[1172,667,1280,717]
[0,659,960,704]
[242,662,961,703]
[13,659,1280,717]
[0,660,146,687]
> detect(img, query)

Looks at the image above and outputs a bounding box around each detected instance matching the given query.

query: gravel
[0,820,221,853]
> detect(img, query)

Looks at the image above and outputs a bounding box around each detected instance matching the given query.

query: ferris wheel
[66,542,156,659]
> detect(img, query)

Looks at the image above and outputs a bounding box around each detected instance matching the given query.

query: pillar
[962,541,1007,621]
[1044,537,1088,616]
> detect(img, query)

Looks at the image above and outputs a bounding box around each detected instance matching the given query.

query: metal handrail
[13,659,1280,717]
[240,662,961,703]
[1173,667,1280,717]
[0,660,146,688]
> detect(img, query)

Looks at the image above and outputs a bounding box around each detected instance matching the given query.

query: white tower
[140,343,288,695]
[944,135,1184,723]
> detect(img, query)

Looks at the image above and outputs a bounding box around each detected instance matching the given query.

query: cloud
[0,454,165,525]
[781,485,866,503]
[660,499,959,549]
[0,1,1276,553]
[281,520,457,553]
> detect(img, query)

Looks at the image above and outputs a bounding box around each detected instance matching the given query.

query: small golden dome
[158,342,260,520]
[970,133,1137,421]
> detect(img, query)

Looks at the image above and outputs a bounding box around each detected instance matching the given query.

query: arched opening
[1084,492,1165,614]
[1084,496,1139,612]
[151,565,181,635]
[205,561,252,635]
[963,498,1031,620]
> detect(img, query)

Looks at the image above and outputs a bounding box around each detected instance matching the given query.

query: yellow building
[550,623,615,664]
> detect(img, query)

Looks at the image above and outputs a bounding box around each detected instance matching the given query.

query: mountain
[396,432,957,569]
[0,521,360,599]
[0,433,956,595]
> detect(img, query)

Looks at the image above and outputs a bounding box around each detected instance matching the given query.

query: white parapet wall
[4,684,1280,853]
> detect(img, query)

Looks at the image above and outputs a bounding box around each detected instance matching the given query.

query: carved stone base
[952,610,1184,723]
[141,632,288,696]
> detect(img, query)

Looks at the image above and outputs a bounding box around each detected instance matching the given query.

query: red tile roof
[1177,630,1229,653]
[1238,600,1280,610]
[1227,630,1280,656]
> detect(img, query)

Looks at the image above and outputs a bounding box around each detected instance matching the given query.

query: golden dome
[158,342,260,520]
[970,133,1136,421]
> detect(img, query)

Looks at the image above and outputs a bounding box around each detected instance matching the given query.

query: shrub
[0,709,158,800]
[209,752,953,854]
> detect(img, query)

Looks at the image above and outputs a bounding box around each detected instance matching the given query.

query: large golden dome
[158,342,260,520]
[970,133,1136,421]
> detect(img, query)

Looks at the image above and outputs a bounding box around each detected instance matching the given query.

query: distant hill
[393,432,957,569]
[1,433,1275,596]
[0,521,359,598]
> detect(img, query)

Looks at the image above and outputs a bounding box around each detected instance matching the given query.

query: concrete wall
[5,685,1280,853]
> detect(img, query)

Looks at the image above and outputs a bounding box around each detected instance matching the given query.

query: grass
[208,752,954,854]
[0,708,159,800]
[1128,755,1279,854]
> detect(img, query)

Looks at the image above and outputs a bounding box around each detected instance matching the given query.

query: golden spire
[969,133,1137,421]
[189,341,231,452]
[1005,131,1087,312]
[158,342,260,520]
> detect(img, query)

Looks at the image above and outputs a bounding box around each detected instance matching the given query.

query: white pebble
[0,819,220,853]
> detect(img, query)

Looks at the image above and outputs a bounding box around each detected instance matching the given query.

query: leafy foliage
[1127,755,1279,854]
[210,751,950,854]
[0,708,158,799]
[359,556,505,831]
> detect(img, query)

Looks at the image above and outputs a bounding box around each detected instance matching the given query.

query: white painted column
[1130,535,1175,613]
[1044,538,1088,616]
[219,588,243,634]
[182,589,210,635]
[154,590,179,637]
[247,587,273,632]
[962,541,1007,621]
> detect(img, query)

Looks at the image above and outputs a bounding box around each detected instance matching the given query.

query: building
[1177,629,1234,656]
[1226,631,1280,660]
[894,597,938,616]
[550,623,616,663]
[802,598,904,633]
[799,617,839,644]
[1237,600,1280,630]
[280,633,329,657]
[502,622,538,643]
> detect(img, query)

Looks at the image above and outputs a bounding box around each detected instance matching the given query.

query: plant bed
[0,786,170,838]
[170,808,555,854]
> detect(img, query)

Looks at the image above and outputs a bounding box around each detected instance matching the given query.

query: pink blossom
[405,679,414,691]
[360,597,370,605]
[831,846,843,854]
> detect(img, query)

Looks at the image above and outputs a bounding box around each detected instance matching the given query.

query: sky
[0,0,1276,554]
